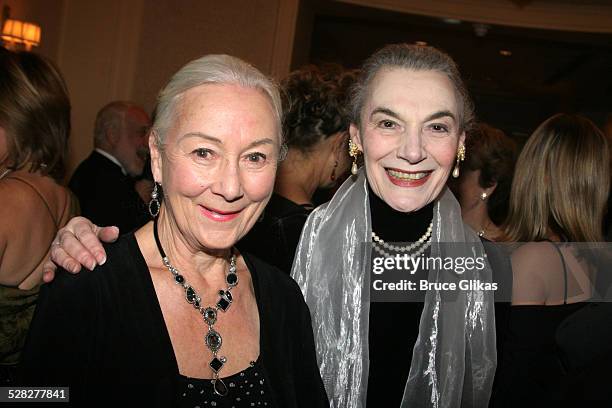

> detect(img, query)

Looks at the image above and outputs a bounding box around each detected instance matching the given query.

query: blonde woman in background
[0,49,77,384]
[491,113,611,406]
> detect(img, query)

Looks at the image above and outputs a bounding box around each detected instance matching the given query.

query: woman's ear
[485,181,498,197]
[149,132,163,184]
[349,123,363,151]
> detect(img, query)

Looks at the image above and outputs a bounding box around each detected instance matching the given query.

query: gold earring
[452,144,465,178]
[348,139,361,175]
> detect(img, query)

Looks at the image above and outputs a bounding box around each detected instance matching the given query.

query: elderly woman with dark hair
[453,123,516,241]
[19,54,328,407]
[0,49,77,384]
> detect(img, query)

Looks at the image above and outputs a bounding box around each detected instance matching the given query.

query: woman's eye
[378,119,396,129]
[430,124,449,133]
[246,152,267,163]
[192,148,213,159]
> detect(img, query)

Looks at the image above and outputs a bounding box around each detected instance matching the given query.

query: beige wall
[2,0,298,179]
[133,0,284,114]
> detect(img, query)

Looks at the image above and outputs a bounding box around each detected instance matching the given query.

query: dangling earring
[480,191,488,201]
[330,160,339,181]
[452,144,466,178]
[348,139,361,175]
[149,182,161,218]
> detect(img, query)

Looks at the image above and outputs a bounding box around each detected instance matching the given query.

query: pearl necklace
[371,220,433,258]
[153,218,238,397]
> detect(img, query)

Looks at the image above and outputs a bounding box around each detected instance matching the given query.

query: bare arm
[42,217,120,282]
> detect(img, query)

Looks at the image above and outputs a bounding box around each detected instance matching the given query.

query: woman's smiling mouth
[385,168,432,187]
[199,205,243,222]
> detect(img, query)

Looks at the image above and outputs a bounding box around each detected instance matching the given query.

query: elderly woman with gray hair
[19,55,328,407]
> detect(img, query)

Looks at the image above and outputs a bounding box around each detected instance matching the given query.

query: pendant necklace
[153,217,238,396]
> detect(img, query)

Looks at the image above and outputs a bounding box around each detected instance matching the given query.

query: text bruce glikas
[372,253,486,275]
[371,253,498,292]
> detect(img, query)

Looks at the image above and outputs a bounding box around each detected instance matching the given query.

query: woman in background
[492,113,610,406]
[238,64,357,272]
[453,123,516,241]
[0,49,77,383]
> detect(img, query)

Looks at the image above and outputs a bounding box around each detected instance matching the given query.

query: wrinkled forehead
[167,83,281,145]
[364,67,461,120]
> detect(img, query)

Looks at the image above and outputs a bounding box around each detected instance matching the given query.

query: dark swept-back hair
[281,64,358,153]
[464,123,517,225]
[350,43,474,133]
[0,49,71,180]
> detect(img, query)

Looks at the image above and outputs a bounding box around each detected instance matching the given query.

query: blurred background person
[452,123,516,241]
[69,101,151,236]
[0,49,77,384]
[492,113,610,406]
[239,64,357,272]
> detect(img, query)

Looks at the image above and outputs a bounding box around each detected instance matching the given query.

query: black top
[366,185,512,407]
[491,244,612,407]
[69,151,149,232]
[18,233,328,408]
[366,185,433,407]
[178,359,272,408]
[490,303,586,407]
[238,193,312,274]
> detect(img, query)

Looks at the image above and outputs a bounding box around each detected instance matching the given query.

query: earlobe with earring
[348,139,361,175]
[452,144,466,178]
[149,182,161,218]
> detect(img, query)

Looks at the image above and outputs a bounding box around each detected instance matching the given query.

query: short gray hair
[94,101,139,146]
[351,44,474,133]
[152,54,282,147]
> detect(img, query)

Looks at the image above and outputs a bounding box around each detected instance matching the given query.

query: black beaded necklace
[153,217,238,396]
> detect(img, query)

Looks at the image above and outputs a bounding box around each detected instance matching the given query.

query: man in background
[69,101,151,232]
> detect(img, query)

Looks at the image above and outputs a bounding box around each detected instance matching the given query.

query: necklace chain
[371,220,433,258]
[153,217,237,397]
[0,168,12,180]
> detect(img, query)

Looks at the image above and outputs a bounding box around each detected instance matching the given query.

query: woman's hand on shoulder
[42,216,120,283]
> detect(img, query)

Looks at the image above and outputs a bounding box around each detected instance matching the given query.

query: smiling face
[151,83,280,251]
[350,68,465,212]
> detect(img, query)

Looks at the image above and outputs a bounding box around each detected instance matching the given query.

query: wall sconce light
[1,6,41,51]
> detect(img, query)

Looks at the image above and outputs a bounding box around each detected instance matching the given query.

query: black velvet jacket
[19,234,328,408]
